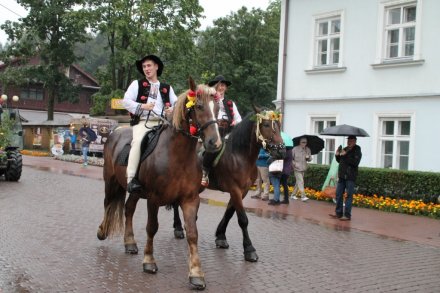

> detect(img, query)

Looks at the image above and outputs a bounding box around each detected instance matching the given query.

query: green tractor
[0,106,23,181]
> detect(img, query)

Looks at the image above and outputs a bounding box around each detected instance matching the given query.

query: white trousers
[126,120,159,182]
[293,170,306,197]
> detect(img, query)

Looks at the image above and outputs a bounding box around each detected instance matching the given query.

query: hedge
[295,164,440,203]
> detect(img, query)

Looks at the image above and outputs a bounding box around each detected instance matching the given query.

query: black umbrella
[292,135,325,155]
[320,124,369,137]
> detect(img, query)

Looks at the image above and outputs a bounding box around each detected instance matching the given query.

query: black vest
[222,98,234,123]
[136,78,170,105]
[129,79,171,126]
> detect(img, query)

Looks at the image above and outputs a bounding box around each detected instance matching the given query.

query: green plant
[299,164,440,203]
[0,112,14,149]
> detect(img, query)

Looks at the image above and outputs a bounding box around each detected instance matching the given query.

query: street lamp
[0,94,20,108]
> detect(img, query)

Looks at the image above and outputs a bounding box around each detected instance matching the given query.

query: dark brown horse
[96,79,222,290]
[177,109,286,261]
[121,108,285,263]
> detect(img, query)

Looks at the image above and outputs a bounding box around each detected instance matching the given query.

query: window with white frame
[375,0,422,64]
[314,15,341,67]
[385,3,416,59]
[379,118,411,170]
[312,118,336,165]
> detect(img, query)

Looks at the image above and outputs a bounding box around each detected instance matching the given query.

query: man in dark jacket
[330,135,362,221]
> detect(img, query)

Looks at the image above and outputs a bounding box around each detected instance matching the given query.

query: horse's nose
[208,136,222,151]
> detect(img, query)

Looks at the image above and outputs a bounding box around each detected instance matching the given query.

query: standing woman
[291,137,312,201]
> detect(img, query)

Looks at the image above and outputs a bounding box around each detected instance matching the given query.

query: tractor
[0,106,23,181]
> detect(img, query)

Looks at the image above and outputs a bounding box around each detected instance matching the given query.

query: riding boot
[127,178,143,193]
[201,168,209,187]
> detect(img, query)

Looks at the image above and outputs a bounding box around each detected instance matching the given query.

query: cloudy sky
[0,0,271,45]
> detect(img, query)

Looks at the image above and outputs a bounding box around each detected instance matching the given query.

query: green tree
[0,0,93,120]
[195,1,281,114]
[74,33,109,75]
[88,0,204,115]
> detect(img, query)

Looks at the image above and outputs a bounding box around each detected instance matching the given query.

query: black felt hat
[208,75,232,87]
[135,54,164,77]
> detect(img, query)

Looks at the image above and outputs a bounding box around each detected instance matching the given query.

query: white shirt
[123,80,178,119]
[217,97,242,124]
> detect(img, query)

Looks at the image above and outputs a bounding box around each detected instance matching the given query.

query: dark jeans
[280,174,290,201]
[335,178,355,218]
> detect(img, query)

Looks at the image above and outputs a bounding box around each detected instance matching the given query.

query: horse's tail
[98,128,128,239]
[99,180,126,238]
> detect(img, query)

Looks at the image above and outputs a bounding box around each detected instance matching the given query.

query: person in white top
[122,54,178,193]
[201,75,242,186]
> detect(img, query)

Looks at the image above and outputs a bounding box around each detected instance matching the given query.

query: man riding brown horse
[122,54,178,193]
[201,75,242,186]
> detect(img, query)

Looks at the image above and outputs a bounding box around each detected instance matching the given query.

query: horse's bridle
[180,92,218,140]
[255,112,285,151]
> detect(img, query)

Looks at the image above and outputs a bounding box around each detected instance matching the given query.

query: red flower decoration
[188,90,196,97]
[227,101,232,106]
[162,87,168,94]
[143,81,149,87]
[140,95,147,101]
[190,125,198,135]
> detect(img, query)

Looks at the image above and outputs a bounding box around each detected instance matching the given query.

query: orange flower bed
[20,149,51,157]
[251,185,440,219]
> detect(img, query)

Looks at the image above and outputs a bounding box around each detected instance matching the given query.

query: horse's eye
[195,104,204,111]
[262,122,271,128]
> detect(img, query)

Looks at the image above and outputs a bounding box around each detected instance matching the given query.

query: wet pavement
[0,156,439,292]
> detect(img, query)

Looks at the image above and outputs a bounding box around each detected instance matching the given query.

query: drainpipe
[278,0,290,130]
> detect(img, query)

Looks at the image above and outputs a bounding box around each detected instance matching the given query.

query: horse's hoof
[143,263,158,274]
[244,251,259,262]
[189,276,206,290]
[97,228,107,241]
[174,229,185,239]
[125,243,138,254]
[215,239,229,249]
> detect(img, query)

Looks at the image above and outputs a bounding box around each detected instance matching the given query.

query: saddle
[117,125,166,166]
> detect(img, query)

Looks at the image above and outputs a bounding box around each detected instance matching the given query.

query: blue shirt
[256,148,270,167]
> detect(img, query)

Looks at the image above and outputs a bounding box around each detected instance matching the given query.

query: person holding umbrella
[291,137,312,201]
[329,135,362,221]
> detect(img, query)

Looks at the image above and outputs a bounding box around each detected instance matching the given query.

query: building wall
[278,0,440,172]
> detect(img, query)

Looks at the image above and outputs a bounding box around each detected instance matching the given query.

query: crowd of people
[121,52,363,220]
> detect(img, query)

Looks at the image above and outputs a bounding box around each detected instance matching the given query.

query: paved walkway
[23,155,440,248]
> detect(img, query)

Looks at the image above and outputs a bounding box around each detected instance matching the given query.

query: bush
[298,164,440,203]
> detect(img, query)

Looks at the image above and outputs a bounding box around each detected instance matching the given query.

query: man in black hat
[122,54,178,193]
[330,135,362,221]
[201,75,242,186]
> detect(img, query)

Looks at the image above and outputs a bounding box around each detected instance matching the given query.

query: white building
[276,0,440,172]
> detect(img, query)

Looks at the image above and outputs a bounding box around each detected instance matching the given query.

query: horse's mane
[226,112,256,153]
[172,84,216,130]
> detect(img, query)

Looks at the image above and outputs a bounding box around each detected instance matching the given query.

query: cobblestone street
[1,165,439,292]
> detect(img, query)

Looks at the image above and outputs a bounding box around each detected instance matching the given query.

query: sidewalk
[22,155,440,248]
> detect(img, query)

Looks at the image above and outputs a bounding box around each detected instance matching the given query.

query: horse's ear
[188,76,196,92]
[252,104,262,113]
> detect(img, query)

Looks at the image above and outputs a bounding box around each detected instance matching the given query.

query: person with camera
[329,135,362,221]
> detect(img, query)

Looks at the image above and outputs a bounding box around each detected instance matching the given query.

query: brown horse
[96,78,222,290]
[175,109,286,261]
[122,108,285,263]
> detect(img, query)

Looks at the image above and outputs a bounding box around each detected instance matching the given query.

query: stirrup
[201,170,209,187]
